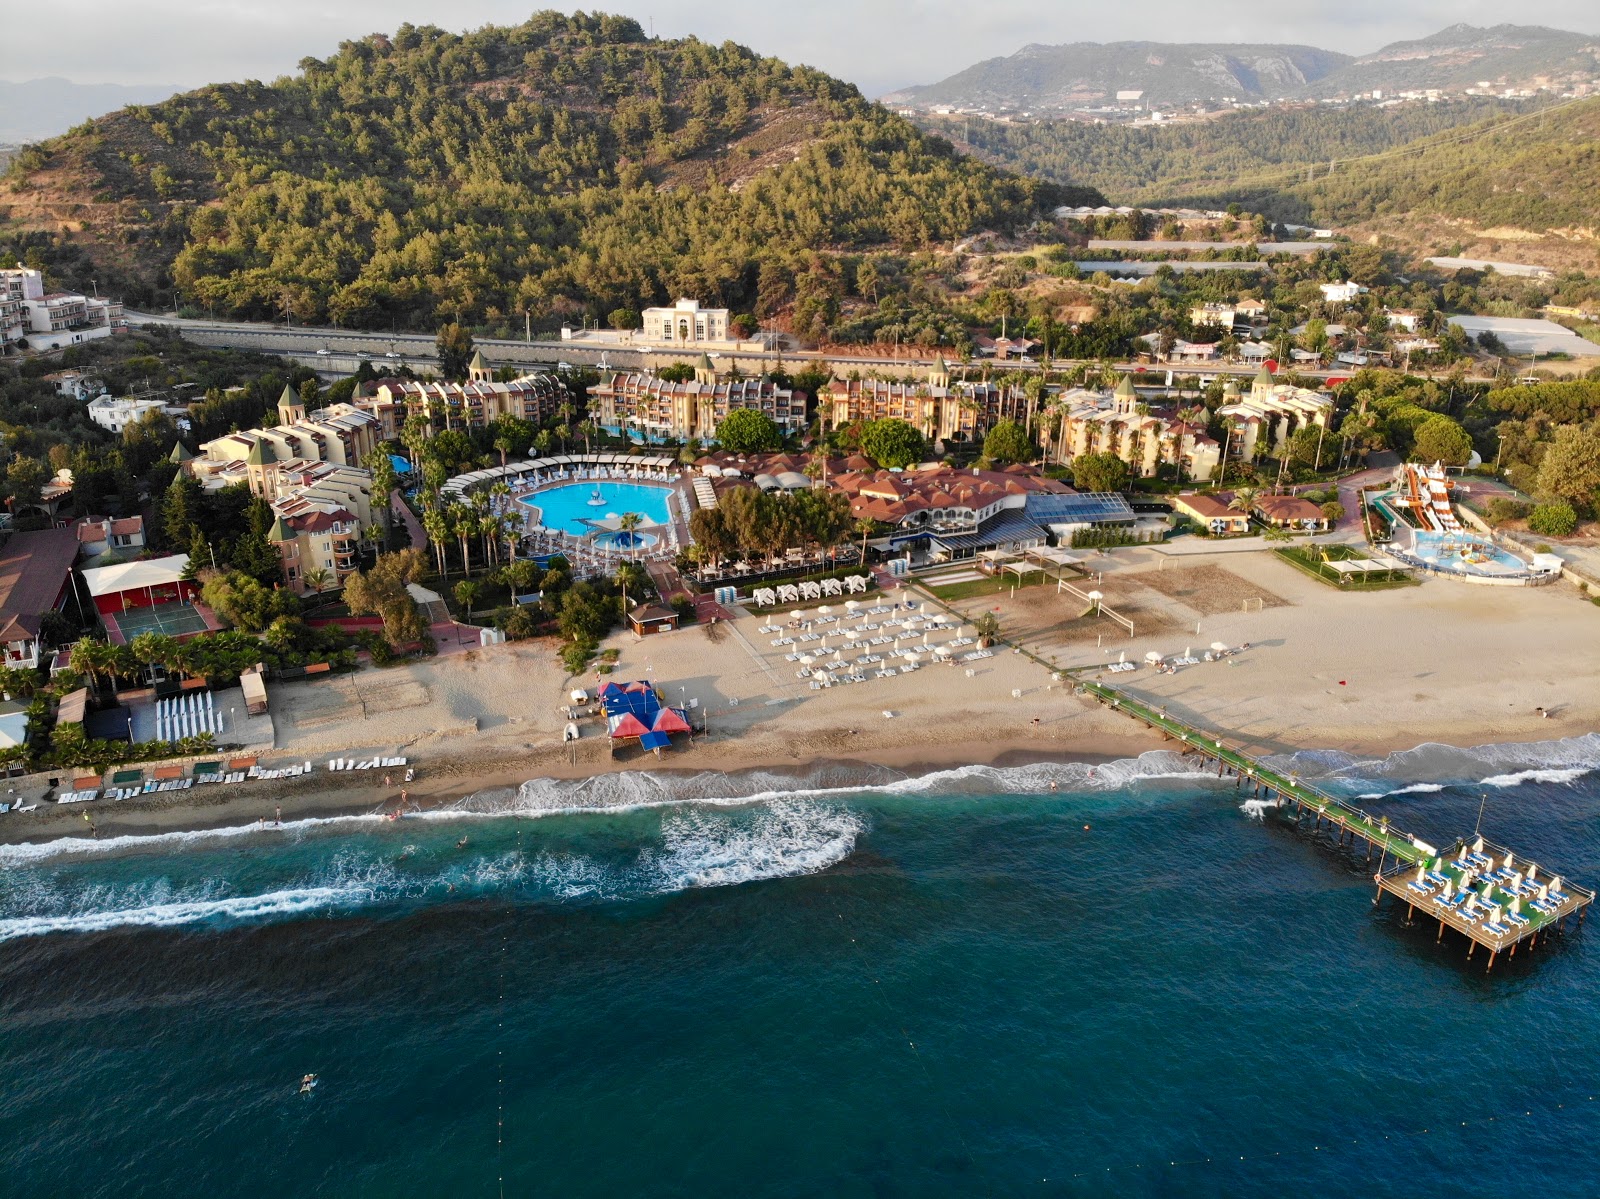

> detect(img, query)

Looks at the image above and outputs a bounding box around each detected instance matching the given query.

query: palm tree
[69,637,116,697]
[453,579,482,623]
[616,511,644,563]
[422,505,450,580]
[453,507,474,577]
[494,436,515,467]
[302,566,333,595]
[854,517,875,566]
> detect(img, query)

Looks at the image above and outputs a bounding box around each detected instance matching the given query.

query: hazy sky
[5,1,1598,98]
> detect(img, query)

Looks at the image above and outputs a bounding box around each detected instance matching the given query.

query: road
[126,310,1493,386]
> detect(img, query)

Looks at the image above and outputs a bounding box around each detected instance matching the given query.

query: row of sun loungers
[326,756,408,772]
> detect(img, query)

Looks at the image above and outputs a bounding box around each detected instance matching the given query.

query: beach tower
[277,383,305,427]
[468,348,493,384]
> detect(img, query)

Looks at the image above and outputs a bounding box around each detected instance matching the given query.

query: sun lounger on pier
[1505,911,1530,928]
[1484,921,1510,936]
[1549,890,1570,905]
[1426,871,1449,887]
[1406,881,1432,896]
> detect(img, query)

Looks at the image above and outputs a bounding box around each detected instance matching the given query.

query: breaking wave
[0,802,868,942]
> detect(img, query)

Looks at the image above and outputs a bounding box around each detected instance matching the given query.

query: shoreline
[3,719,1594,850]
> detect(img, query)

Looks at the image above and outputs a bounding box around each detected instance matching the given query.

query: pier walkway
[1075,678,1593,970]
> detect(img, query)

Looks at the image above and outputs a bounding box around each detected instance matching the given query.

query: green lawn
[922,571,1054,602]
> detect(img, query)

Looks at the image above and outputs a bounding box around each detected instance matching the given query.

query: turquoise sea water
[3,737,1599,1196]
[519,482,673,536]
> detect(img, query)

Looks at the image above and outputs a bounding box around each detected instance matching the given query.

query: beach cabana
[598,679,694,754]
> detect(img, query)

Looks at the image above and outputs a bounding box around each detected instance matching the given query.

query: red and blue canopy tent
[599,680,692,752]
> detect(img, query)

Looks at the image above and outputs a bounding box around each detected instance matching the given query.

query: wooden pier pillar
[1510,940,1518,957]
[1436,921,1446,942]
[1405,903,1414,920]
[1467,940,1476,960]
[1487,950,1497,974]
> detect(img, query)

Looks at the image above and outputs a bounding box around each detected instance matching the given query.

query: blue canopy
[639,731,671,750]
[390,454,414,474]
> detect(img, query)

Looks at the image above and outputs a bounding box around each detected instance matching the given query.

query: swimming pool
[1371,492,1532,579]
[519,482,674,537]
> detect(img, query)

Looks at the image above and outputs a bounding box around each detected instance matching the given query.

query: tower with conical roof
[467,348,492,383]
[244,438,277,501]
[1112,373,1138,415]
[169,441,194,468]
[927,356,950,391]
[693,353,717,386]
[1251,365,1274,398]
[277,383,305,427]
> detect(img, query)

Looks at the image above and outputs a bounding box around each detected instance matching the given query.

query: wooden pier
[1076,678,1594,968]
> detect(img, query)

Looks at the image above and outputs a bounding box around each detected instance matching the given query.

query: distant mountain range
[884,24,1600,112]
[0,78,183,143]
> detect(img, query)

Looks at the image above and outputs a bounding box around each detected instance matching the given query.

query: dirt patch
[948,578,1184,650]
[1135,564,1287,616]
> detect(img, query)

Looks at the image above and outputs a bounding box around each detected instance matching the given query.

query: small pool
[1410,532,1529,577]
[520,482,674,537]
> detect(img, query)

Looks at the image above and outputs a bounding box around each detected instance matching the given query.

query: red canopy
[609,712,651,739]
[651,707,691,735]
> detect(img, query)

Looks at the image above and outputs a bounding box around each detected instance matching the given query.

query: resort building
[1253,494,1330,530]
[639,299,730,346]
[823,360,1029,443]
[196,387,383,476]
[1190,302,1235,329]
[0,527,79,669]
[42,370,106,400]
[588,362,805,443]
[0,268,125,352]
[362,353,570,437]
[268,506,362,593]
[1049,376,1222,482]
[1170,493,1251,534]
[1215,370,1334,465]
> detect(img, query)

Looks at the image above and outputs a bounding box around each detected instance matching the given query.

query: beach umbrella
[845,600,861,611]
[1211,641,1229,652]
[791,611,803,622]
[798,654,814,666]
[818,605,831,615]
[1118,651,1126,663]
[1145,651,1163,663]
[902,652,921,665]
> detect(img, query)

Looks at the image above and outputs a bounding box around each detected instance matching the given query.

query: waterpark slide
[1402,463,1462,535]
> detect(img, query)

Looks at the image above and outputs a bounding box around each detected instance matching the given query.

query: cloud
[6,0,1597,96]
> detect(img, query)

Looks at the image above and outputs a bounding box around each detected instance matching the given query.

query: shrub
[1527,501,1577,537]
[1483,497,1531,526]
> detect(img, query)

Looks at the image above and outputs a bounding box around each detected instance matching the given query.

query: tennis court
[106,602,211,640]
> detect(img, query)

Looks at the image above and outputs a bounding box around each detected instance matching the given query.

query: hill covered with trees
[0,12,1095,334]
[929,97,1538,205]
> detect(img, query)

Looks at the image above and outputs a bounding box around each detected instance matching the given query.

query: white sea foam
[1354,783,1446,800]
[1481,767,1593,788]
[1238,797,1283,821]
[0,884,368,942]
[0,811,387,867]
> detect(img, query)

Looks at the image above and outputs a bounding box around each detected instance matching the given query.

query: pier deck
[1075,678,1594,968]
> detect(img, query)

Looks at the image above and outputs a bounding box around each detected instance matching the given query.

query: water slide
[1402,462,1461,535]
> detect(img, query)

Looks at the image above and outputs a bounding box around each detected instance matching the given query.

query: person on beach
[384,774,391,788]
[399,789,408,806]
[274,806,281,826]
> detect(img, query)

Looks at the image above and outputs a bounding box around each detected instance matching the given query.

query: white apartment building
[87,395,166,434]
[0,268,125,351]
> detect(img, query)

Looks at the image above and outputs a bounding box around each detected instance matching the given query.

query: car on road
[316,348,330,356]
[385,351,400,358]
[557,361,574,372]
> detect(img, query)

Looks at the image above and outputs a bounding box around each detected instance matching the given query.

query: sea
[3,734,1600,1197]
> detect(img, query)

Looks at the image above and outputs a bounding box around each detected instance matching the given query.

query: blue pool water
[520,482,673,536]
[3,737,1599,1195]
[1371,494,1530,577]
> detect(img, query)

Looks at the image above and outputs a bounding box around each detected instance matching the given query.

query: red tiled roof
[0,527,79,645]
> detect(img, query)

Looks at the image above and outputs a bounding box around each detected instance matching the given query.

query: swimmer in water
[457,836,469,850]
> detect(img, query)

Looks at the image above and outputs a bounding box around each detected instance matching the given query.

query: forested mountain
[1305,24,1600,99]
[930,97,1538,203]
[0,12,1091,333]
[888,25,1599,113]
[1154,97,1600,238]
[883,41,1348,111]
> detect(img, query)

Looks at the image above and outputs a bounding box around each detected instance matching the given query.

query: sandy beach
[3,544,1596,845]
